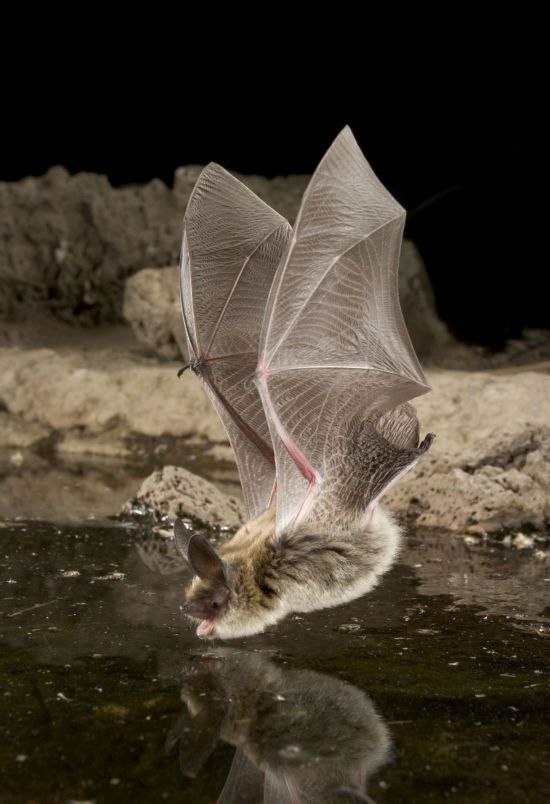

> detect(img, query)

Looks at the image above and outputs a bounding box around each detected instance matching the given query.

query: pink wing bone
[256,369,322,526]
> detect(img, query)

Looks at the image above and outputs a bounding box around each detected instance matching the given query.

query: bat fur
[179,504,400,639]
[176,127,435,639]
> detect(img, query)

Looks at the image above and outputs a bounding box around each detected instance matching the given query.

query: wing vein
[180,230,198,356]
[267,364,430,389]
[265,215,403,366]
[205,220,288,358]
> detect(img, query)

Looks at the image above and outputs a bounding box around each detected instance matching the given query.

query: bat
[175,127,434,639]
[167,649,390,803]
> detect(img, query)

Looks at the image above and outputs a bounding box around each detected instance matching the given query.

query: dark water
[1,513,549,804]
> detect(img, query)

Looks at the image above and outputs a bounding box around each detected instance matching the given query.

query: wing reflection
[167,649,391,803]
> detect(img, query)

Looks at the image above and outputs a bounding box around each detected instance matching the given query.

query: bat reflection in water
[176,127,435,639]
[166,650,391,803]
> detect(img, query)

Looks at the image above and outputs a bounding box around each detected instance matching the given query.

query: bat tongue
[196,619,215,639]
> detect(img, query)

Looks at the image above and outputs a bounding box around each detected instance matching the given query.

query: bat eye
[211,601,219,609]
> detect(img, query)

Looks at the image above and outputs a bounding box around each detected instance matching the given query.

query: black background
[3,27,547,346]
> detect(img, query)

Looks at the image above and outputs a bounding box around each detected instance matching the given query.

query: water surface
[1,512,549,803]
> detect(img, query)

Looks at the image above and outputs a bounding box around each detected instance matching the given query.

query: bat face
[182,580,230,638]
[184,570,283,640]
[176,511,285,640]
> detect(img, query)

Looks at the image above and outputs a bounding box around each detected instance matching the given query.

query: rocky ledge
[386,370,550,536]
[1,323,548,537]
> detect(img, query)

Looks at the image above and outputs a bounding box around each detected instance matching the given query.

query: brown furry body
[185,504,401,639]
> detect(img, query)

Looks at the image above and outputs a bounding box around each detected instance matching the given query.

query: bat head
[174,516,283,640]
[174,520,231,638]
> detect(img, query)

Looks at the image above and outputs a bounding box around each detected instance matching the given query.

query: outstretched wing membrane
[181,164,292,518]
[257,128,432,534]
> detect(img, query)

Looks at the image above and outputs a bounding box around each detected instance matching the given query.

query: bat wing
[217,748,265,803]
[257,128,432,534]
[181,163,292,518]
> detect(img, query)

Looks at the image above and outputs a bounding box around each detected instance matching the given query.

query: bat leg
[282,432,319,486]
[265,423,321,528]
[257,375,321,525]
[257,375,321,483]
[276,427,322,527]
[278,430,322,528]
[292,476,319,527]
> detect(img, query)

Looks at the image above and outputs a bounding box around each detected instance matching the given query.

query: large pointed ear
[188,534,228,587]
[174,518,193,561]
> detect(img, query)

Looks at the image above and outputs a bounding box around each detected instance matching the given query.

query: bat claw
[419,432,436,452]
[177,363,191,378]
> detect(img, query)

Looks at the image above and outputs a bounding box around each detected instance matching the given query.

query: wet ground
[0,461,549,803]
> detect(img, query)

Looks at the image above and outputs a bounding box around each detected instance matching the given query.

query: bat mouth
[196,619,215,639]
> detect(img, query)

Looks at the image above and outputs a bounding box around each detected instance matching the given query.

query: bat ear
[174,518,193,561]
[174,520,228,586]
[188,534,228,587]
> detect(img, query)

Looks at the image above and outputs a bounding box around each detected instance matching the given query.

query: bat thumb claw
[419,432,436,452]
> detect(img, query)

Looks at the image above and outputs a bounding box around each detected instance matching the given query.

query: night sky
[3,39,547,346]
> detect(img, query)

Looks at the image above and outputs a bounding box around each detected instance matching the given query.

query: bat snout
[182,601,212,620]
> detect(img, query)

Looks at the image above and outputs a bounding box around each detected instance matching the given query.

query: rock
[0,342,225,460]
[203,443,238,464]
[410,370,550,457]
[0,411,50,449]
[397,240,455,357]
[0,167,308,326]
[123,465,244,528]
[122,266,187,360]
[427,329,550,372]
[335,623,362,633]
[1,166,451,361]
[0,167,181,324]
[394,459,548,535]
[387,370,550,535]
